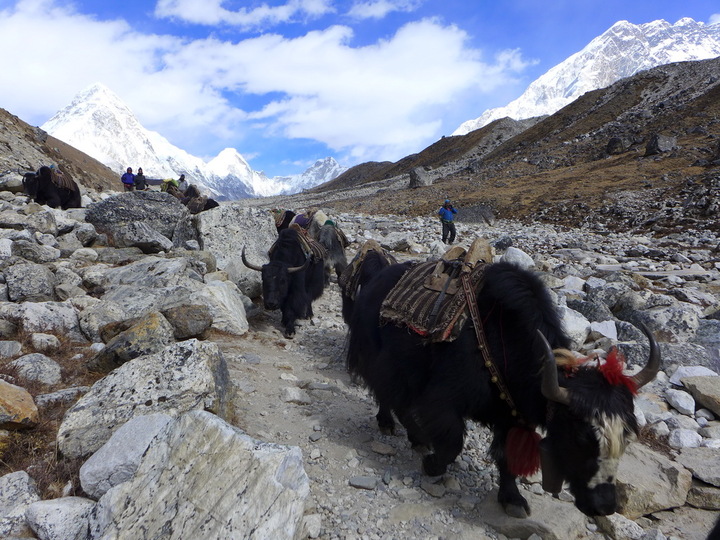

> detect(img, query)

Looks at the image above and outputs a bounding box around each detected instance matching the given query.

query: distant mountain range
[453,18,720,135]
[41,83,346,200]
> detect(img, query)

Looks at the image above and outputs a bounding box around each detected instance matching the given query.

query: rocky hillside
[0,108,118,193]
[309,57,720,235]
[0,191,719,539]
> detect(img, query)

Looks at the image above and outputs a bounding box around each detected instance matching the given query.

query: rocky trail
[215,274,609,540]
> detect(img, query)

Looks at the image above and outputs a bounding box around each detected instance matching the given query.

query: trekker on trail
[437,199,457,244]
[121,167,135,192]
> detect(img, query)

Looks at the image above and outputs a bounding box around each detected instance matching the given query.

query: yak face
[22,172,39,197]
[261,262,293,310]
[544,386,638,516]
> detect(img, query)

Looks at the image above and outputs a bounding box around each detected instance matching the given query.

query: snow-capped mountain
[454,18,720,135]
[41,83,346,199]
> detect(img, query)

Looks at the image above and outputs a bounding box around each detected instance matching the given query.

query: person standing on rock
[121,167,135,192]
[134,167,148,191]
[437,199,457,244]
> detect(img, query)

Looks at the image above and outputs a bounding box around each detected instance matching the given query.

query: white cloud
[154,0,334,28]
[347,0,422,20]
[710,13,720,25]
[0,0,533,165]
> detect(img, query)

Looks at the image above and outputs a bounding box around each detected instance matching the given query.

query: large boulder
[195,204,277,298]
[85,191,190,242]
[616,442,692,519]
[57,339,233,458]
[89,411,310,540]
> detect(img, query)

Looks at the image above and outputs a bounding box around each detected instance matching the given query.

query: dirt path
[214,280,505,539]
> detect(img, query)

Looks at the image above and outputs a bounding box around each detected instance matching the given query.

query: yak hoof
[422,454,447,477]
[283,329,295,339]
[503,503,530,519]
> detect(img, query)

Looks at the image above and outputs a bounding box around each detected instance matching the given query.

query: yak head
[538,324,659,517]
[242,247,309,310]
[22,172,39,197]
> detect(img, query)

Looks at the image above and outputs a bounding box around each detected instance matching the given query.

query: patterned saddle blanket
[380,239,492,342]
[339,239,397,301]
[269,224,327,262]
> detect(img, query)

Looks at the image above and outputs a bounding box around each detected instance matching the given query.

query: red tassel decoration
[506,426,541,477]
[599,348,638,395]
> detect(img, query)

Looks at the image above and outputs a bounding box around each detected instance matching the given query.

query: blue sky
[1,1,719,177]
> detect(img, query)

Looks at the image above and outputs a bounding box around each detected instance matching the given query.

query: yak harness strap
[461,272,541,477]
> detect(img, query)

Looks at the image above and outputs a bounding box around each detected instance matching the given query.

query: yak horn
[287,255,311,274]
[241,247,263,271]
[630,322,661,390]
[538,330,571,406]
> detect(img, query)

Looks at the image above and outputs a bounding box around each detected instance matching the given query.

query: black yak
[242,228,326,338]
[23,166,81,209]
[338,239,398,325]
[346,260,659,518]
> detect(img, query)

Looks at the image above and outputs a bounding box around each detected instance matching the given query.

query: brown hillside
[308,57,720,233]
[0,108,118,192]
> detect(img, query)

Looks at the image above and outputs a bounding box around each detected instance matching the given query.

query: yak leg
[375,406,395,435]
[491,431,530,518]
[281,310,297,338]
[419,410,465,477]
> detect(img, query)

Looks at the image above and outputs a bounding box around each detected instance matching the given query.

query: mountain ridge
[41,83,346,199]
[453,18,720,136]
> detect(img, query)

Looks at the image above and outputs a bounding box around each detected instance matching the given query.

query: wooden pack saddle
[268,223,327,262]
[339,239,397,300]
[380,238,493,342]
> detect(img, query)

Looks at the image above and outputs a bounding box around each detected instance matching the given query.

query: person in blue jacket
[437,199,457,244]
[120,167,135,192]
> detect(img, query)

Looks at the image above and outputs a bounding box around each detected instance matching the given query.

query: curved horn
[287,255,311,274]
[538,330,571,406]
[630,322,661,390]
[241,247,263,271]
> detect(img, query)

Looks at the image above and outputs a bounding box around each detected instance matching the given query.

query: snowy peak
[41,84,345,199]
[453,18,720,135]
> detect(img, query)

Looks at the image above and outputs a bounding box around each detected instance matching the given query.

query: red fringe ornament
[599,348,638,395]
[506,426,541,477]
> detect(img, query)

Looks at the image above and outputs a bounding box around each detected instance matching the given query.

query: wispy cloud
[154,0,334,28]
[0,0,533,165]
[710,13,720,25]
[347,0,423,20]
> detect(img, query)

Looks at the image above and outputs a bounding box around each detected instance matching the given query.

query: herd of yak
[243,208,661,520]
[19,173,664,521]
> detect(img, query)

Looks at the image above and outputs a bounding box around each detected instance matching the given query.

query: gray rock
[668,428,702,449]
[0,471,40,538]
[85,191,190,241]
[80,413,174,499]
[8,352,62,385]
[25,496,95,540]
[676,447,720,487]
[665,388,696,416]
[616,442,692,519]
[86,311,175,373]
[4,261,55,302]
[195,204,277,298]
[670,365,718,386]
[57,339,233,458]
[681,376,720,417]
[115,221,174,253]
[89,410,309,539]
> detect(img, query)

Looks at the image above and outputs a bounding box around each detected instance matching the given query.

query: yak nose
[588,484,617,516]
